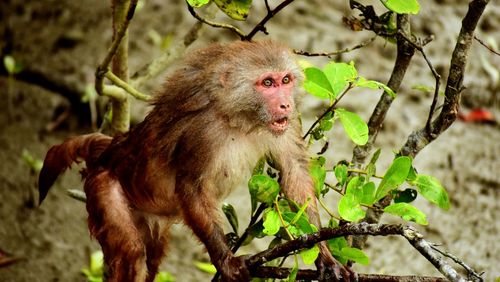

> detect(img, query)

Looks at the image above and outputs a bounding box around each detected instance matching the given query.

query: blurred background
[0,0,498,281]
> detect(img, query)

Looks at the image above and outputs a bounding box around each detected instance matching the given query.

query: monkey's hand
[316,244,356,282]
[218,254,250,282]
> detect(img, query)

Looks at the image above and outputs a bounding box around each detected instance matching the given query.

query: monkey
[38,40,354,282]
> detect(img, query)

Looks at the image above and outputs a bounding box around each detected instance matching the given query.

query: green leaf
[360,182,376,205]
[380,0,420,14]
[154,271,175,282]
[187,0,210,8]
[355,77,396,98]
[195,261,217,274]
[282,211,314,235]
[324,62,357,99]
[345,176,364,201]
[21,149,43,172]
[252,157,266,175]
[222,203,239,234]
[384,203,428,225]
[289,199,310,226]
[394,188,418,203]
[3,55,16,74]
[303,67,334,99]
[334,164,348,186]
[336,108,369,145]
[309,158,326,197]
[263,209,281,235]
[214,0,252,21]
[340,247,370,265]
[288,264,299,282]
[328,237,348,253]
[328,237,349,265]
[368,148,381,166]
[375,156,412,201]
[300,245,320,265]
[248,174,280,205]
[247,219,266,239]
[413,175,450,210]
[338,193,365,222]
[319,118,333,131]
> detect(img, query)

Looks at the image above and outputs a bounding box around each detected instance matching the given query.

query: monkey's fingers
[219,255,251,282]
[316,255,357,282]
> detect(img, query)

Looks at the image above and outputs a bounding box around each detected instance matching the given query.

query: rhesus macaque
[39,41,353,282]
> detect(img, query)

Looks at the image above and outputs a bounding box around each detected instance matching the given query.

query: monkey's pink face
[255,71,296,135]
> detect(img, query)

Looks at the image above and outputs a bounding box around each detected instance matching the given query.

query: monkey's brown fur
[39,41,353,281]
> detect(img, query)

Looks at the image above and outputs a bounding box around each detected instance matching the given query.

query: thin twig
[95,0,138,94]
[474,35,500,56]
[351,14,415,167]
[294,36,377,57]
[105,71,151,101]
[397,32,441,135]
[67,189,87,202]
[244,0,296,40]
[302,83,353,139]
[132,5,215,88]
[186,3,245,40]
[430,244,484,281]
[400,0,490,158]
[401,229,469,282]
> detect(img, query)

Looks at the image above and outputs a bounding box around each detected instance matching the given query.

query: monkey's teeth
[272,117,288,129]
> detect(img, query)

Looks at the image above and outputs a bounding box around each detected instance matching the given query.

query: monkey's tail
[38,133,112,205]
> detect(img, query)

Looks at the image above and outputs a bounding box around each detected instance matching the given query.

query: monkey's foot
[315,255,357,282]
[219,255,250,282]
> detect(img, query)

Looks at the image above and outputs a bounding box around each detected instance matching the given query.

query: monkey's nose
[280,103,290,109]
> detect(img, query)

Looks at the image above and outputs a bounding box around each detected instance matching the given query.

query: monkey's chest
[208,137,267,199]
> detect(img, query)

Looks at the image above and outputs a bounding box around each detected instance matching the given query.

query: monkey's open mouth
[269,117,289,134]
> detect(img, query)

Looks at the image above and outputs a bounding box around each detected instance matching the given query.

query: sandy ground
[0,0,498,281]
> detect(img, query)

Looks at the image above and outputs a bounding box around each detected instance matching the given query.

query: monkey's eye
[263,78,273,87]
[282,75,291,84]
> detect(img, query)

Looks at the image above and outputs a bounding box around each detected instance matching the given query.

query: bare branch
[253,266,448,281]
[474,35,500,56]
[248,223,406,267]
[95,0,138,94]
[294,36,377,57]
[105,71,150,101]
[430,245,484,281]
[67,189,86,202]
[352,14,415,166]
[302,83,353,139]
[247,223,472,281]
[396,32,441,135]
[186,3,245,40]
[131,5,215,88]
[400,0,490,158]
[244,0,296,41]
[402,229,468,282]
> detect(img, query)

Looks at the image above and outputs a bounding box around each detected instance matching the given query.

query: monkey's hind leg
[135,215,172,282]
[84,170,148,282]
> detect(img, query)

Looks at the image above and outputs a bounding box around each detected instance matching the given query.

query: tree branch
[351,14,415,167]
[247,223,473,281]
[400,0,490,158]
[186,3,246,40]
[396,32,441,135]
[303,83,353,139]
[294,36,377,57]
[474,35,500,56]
[132,5,214,88]
[244,0,296,41]
[253,267,448,281]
